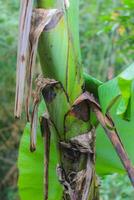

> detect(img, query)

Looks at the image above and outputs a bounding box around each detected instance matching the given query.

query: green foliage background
[80,0,134,80]
[0,0,134,199]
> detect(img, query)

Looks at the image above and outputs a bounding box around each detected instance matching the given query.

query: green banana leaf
[96,101,134,175]
[18,123,44,200]
[18,102,63,200]
[83,72,102,97]
[98,62,134,120]
[96,63,134,174]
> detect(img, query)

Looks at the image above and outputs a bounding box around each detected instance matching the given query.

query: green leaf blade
[18,124,44,200]
[98,62,134,120]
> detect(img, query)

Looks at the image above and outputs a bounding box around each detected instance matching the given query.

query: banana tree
[15,0,134,200]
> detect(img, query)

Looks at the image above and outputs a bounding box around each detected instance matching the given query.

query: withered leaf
[14,0,34,118]
[26,8,63,121]
[30,75,58,152]
[15,4,63,119]
[73,92,134,187]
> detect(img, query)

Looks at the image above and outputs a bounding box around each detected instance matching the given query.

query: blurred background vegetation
[0,0,134,199]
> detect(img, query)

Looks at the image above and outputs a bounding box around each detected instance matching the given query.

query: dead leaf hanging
[14,0,34,118]
[14,3,63,120]
[26,8,63,121]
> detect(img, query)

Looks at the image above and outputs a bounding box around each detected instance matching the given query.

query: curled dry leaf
[58,129,95,200]
[40,113,51,200]
[26,8,63,121]
[30,75,58,151]
[14,3,63,119]
[73,92,134,187]
[14,0,34,118]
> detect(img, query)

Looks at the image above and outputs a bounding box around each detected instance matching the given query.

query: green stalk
[37,0,99,199]
[37,0,83,103]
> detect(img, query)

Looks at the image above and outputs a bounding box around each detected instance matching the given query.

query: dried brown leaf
[14,0,34,118]
[30,75,58,151]
[73,92,134,187]
[26,9,63,121]
[15,4,63,119]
